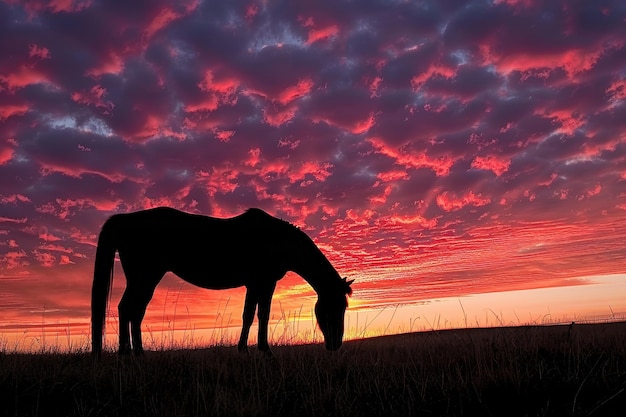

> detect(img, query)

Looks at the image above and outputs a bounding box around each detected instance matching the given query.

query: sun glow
[2,274,624,353]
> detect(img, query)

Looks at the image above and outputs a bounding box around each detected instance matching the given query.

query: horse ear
[342,277,354,296]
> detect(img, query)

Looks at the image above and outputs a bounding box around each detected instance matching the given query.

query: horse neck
[291,239,340,297]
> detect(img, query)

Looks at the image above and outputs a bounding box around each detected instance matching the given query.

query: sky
[1,0,626,351]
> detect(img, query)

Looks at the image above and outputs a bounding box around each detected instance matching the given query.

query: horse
[91,207,353,356]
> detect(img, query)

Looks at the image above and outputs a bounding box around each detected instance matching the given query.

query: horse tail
[91,215,119,355]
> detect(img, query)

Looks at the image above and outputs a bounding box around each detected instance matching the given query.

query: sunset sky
[1,0,625,351]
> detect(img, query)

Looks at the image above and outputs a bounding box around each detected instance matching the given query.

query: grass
[1,321,625,417]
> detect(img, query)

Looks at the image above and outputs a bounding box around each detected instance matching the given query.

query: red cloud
[350,113,376,135]
[376,170,410,182]
[34,251,56,267]
[471,155,511,176]
[28,44,51,60]
[38,232,61,242]
[0,250,29,269]
[198,71,239,103]
[245,148,261,167]
[0,104,29,121]
[8,0,92,15]
[539,109,585,136]
[0,66,49,91]
[436,190,491,211]
[59,255,74,265]
[86,52,124,77]
[0,216,27,224]
[411,64,456,91]
[276,78,314,105]
[307,25,339,44]
[263,104,298,127]
[185,96,219,113]
[245,78,313,109]
[0,146,15,164]
[585,184,602,198]
[256,159,333,186]
[482,40,623,81]
[186,70,240,113]
[287,161,333,184]
[197,168,239,197]
[43,198,120,220]
[300,17,339,44]
[71,85,114,112]
[313,112,376,135]
[69,227,97,246]
[37,159,127,183]
[369,137,455,176]
[245,3,258,20]
[214,130,235,142]
[368,76,383,98]
[369,185,393,204]
[383,214,438,229]
[606,79,626,101]
[38,244,73,254]
[144,7,186,40]
[0,194,30,204]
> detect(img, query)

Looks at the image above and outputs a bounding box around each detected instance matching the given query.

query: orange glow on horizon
[2,274,625,353]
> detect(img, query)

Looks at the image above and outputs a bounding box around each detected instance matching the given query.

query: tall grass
[1,321,625,416]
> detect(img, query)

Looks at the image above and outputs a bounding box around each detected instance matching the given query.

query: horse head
[315,277,354,351]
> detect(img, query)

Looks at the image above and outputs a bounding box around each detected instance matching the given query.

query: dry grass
[1,321,625,416]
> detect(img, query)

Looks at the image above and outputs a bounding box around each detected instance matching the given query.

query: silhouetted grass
[1,322,625,416]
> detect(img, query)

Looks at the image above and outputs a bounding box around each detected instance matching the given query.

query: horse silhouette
[91,207,353,356]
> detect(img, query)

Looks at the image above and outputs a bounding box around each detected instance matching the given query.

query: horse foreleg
[130,300,150,356]
[238,289,257,353]
[256,282,277,354]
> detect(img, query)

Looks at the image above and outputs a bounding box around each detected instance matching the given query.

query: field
[1,321,625,417]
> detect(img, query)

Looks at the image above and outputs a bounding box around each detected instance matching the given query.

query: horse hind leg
[118,291,133,355]
[118,272,161,355]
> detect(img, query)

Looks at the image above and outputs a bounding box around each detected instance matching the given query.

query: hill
[1,321,625,416]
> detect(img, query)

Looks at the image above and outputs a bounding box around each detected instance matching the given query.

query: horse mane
[245,208,301,232]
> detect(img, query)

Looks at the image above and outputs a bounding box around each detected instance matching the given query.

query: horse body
[91,207,352,355]
[115,208,287,289]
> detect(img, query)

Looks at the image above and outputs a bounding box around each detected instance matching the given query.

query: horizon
[2,273,625,353]
[1,0,625,352]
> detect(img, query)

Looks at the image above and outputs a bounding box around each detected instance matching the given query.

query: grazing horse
[91,207,353,356]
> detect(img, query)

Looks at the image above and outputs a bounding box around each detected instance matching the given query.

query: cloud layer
[1,0,625,335]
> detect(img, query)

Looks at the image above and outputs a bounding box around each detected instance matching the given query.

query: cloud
[0,0,625,333]
[471,155,511,176]
[436,190,491,212]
